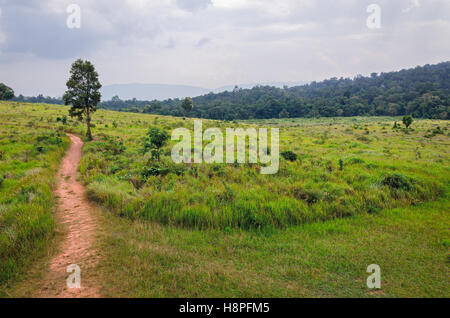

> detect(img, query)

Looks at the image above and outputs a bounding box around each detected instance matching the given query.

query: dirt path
[36,133,100,298]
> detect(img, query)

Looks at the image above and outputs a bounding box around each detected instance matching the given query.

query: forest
[8,62,450,120]
[104,62,450,120]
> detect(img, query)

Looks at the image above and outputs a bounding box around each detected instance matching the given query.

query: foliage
[63,59,102,140]
[382,173,412,191]
[142,127,169,160]
[98,62,450,120]
[0,83,14,101]
[403,115,414,128]
[279,109,289,118]
[181,97,193,116]
[281,150,297,161]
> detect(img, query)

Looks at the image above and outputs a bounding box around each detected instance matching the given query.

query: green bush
[281,151,297,161]
[382,173,412,191]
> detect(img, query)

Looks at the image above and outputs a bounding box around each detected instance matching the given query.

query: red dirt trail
[36,133,100,298]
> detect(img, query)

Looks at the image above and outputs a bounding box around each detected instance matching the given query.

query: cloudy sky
[0,0,449,96]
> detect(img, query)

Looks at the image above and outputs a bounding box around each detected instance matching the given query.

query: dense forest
[11,61,450,120]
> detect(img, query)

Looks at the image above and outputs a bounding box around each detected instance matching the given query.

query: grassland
[0,101,448,297]
[80,112,447,231]
[0,102,68,293]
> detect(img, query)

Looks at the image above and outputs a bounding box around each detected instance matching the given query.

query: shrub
[402,115,413,128]
[34,144,45,153]
[281,151,297,162]
[141,165,169,179]
[382,173,412,191]
[142,127,169,161]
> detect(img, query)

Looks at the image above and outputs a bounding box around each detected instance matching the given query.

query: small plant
[339,159,344,171]
[62,115,67,124]
[142,127,169,161]
[281,150,297,162]
[34,144,45,153]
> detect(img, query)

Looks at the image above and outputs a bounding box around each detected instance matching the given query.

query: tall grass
[77,109,449,230]
[0,102,68,288]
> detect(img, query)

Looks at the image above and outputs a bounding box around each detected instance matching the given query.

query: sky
[0,0,449,96]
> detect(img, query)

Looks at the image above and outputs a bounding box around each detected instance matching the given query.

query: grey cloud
[174,0,212,12]
[0,4,98,59]
[195,37,210,47]
[0,0,449,96]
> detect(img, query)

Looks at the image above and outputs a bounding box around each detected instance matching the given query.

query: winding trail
[37,133,100,298]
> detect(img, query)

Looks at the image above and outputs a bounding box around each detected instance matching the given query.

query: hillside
[1,101,448,297]
[105,62,450,120]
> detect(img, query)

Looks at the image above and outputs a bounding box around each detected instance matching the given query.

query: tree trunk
[86,107,93,141]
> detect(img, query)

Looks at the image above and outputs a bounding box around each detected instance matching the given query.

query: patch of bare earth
[36,133,100,298]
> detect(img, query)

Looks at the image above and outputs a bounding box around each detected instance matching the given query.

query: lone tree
[0,83,14,100]
[63,59,102,141]
[402,115,413,128]
[181,97,193,117]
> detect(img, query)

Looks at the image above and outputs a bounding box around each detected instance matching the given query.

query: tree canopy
[0,83,14,101]
[181,97,193,116]
[63,59,102,140]
[102,62,450,120]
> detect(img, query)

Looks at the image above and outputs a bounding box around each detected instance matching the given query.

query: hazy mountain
[101,82,310,101]
[101,83,212,101]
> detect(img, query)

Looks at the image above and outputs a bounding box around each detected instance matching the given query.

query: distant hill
[104,62,450,120]
[101,82,309,101]
[100,83,211,101]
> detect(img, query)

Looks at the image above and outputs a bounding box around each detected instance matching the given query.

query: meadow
[0,102,68,291]
[79,112,447,231]
[0,101,448,297]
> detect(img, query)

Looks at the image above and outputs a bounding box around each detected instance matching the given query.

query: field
[0,101,449,297]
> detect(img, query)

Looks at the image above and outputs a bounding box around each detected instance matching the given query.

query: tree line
[102,61,450,120]
[5,61,450,120]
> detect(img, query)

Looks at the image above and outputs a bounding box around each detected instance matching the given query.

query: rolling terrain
[0,101,448,297]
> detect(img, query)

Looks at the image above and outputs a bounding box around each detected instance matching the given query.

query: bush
[382,173,412,191]
[281,151,297,162]
[142,127,169,160]
[339,159,344,171]
[141,165,169,179]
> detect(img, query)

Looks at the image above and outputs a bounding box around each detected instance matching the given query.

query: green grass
[0,102,68,292]
[77,109,449,230]
[0,101,448,297]
[95,197,449,297]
